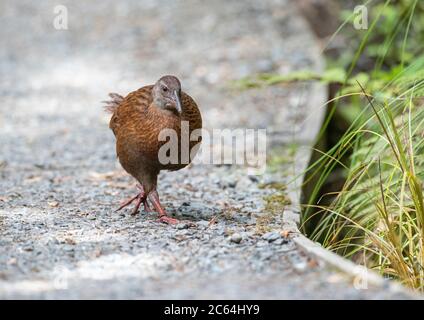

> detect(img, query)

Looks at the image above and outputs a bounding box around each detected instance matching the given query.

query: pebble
[256,240,268,247]
[248,175,259,183]
[261,252,273,260]
[176,230,190,236]
[208,250,219,258]
[176,223,190,230]
[63,245,75,252]
[48,201,59,208]
[229,233,242,244]
[22,245,34,252]
[196,220,209,228]
[293,261,308,272]
[262,231,281,242]
[273,238,289,245]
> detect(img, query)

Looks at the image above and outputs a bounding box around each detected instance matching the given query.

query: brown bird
[104,75,202,224]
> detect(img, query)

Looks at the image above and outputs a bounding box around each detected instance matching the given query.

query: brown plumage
[104,75,202,224]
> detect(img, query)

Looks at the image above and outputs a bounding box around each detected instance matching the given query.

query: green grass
[236,0,424,291]
[300,0,424,291]
[303,78,424,289]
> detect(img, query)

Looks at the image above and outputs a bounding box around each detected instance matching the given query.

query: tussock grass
[301,0,424,290]
[303,78,424,290]
[235,0,424,290]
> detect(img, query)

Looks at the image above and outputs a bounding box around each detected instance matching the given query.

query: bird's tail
[102,93,124,113]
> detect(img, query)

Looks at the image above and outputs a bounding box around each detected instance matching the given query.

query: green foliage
[305,83,424,289]
[235,0,424,289]
[342,0,423,69]
[301,0,424,290]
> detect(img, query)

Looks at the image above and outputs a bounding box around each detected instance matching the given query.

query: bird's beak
[174,90,182,114]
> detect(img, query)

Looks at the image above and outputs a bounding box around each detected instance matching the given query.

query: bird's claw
[157,215,180,225]
[116,184,149,215]
[116,194,139,212]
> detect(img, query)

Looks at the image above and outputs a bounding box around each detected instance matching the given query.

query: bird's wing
[107,85,153,135]
[181,91,202,130]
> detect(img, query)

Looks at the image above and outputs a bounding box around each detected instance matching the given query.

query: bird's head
[152,75,182,115]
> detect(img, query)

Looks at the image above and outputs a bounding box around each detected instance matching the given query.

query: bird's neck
[149,102,182,119]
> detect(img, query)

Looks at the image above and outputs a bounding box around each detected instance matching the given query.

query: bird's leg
[138,184,153,213]
[116,193,139,212]
[143,198,152,213]
[116,184,149,215]
[148,190,179,224]
[131,196,144,216]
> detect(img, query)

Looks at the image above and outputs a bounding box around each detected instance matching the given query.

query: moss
[264,193,291,211]
[267,155,291,173]
[255,215,273,235]
[255,191,291,235]
[266,144,298,173]
[258,181,287,191]
[254,146,294,234]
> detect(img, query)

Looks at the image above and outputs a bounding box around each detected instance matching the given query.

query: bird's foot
[116,184,150,215]
[148,189,193,226]
[157,215,180,225]
[116,194,139,212]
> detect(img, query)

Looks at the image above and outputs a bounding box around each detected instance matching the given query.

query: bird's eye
[162,86,168,92]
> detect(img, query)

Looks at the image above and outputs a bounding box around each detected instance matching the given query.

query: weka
[104,75,202,224]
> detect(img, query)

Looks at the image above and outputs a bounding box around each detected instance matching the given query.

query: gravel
[0,0,414,299]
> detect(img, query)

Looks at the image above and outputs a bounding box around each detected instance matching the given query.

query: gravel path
[0,0,413,299]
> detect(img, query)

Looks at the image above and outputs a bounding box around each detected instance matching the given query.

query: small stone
[273,238,287,245]
[216,228,226,236]
[22,245,33,252]
[293,261,308,272]
[281,230,292,238]
[177,223,189,230]
[248,175,259,183]
[63,245,75,252]
[228,181,237,188]
[262,231,281,242]
[48,201,59,207]
[181,257,190,264]
[208,250,219,258]
[256,240,268,247]
[177,229,190,236]
[230,233,242,244]
[47,237,59,245]
[196,220,209,228]
[64,238,76,245]
[261,252,273,260]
